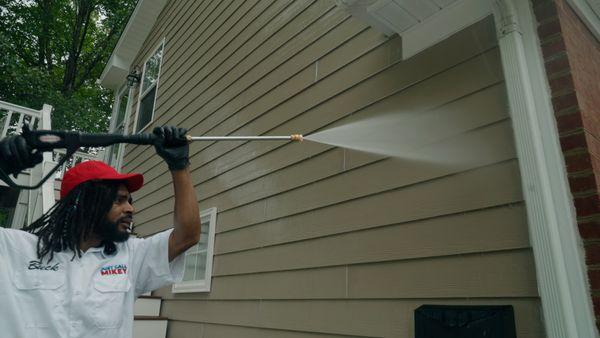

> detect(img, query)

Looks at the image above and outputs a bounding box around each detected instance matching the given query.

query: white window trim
[133,37,165,134]
[172,207,217,293]
[106,84,133,171]
[567,0,600,41]
[107,85,127,135]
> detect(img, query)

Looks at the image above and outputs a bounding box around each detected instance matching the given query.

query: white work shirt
[0,227,184,338]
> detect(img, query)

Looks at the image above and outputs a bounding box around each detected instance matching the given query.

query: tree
[0,0,136,132]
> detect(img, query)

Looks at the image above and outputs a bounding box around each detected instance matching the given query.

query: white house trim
[491,0,598,337]
[99,0,169,90]
[172,207,217,294]
[401,0,493,59]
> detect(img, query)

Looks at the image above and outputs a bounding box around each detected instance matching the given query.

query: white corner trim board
[491,0,598,337]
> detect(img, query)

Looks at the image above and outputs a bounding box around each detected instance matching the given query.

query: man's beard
[96,216,131,243]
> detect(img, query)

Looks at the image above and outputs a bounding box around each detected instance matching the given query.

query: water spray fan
[0,125,303,189]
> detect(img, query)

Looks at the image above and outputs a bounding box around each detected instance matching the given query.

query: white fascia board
[401,0,493,59]
[99,0,168,90]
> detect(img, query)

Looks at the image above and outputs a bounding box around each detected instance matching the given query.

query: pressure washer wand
[187,135,303,142]
[21,126,303,151]
[0,126,304,190]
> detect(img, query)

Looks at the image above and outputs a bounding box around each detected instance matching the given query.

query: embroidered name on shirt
[100,264,128,276]
[28,260,60,271]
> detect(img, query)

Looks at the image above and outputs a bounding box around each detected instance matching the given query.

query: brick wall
[531,0,600,324]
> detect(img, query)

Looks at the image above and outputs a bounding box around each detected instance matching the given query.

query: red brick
[538,19,562,39]
[580,218,600,239]
[552,92,579,112]
[589,269,600,289]
[565,152,593,172]
[593,295,600,313]
[534,1,558,20]
[587,134,600,158]
[570,174,597,193]
[575,194,600,217]
[531,0,553,7]
[549,73,575,93]
[556,112,584,132]
[560,132,588,151]
[586,242,600,265]
[541,38,566,58]
[545,55,570,75]
[588,155,600,177]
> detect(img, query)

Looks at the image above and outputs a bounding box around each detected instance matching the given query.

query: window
[135,39,164,133]
[172,207,217,293]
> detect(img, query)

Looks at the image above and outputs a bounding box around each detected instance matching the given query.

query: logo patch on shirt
[100,264,128,276]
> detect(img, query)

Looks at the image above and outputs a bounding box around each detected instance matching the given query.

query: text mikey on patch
[100,264,128,276]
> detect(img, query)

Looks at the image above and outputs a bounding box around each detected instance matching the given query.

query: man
[0,126,200,338]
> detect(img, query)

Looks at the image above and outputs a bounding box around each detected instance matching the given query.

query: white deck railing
[53,148,105,179]
[0,100,102,227]
[0,100,44,137]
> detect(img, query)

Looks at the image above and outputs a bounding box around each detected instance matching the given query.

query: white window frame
[134,38,165,133]
[172,207,217,293]
[567,0,600,41]
[107,84,132,171]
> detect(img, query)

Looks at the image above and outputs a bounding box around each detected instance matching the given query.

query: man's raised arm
[153,126,201,262]
[168,168,200,261]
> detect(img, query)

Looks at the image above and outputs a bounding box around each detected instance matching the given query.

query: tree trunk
[62,0,94,95]
[37,0,53,70]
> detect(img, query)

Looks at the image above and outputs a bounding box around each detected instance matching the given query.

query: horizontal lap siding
[123,1,543,337]
[161,299,542,338]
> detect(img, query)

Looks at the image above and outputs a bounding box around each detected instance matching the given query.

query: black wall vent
[415,305,516,338]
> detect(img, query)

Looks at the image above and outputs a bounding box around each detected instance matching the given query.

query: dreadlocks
[23,180,124,262]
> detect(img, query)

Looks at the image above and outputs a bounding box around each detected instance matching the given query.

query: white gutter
[491,0,598,336]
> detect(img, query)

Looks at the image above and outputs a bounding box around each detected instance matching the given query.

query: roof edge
[99,0,168,90]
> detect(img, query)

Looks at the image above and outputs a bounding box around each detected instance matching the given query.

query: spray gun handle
[22,125,162,152]
[22,125,80,151]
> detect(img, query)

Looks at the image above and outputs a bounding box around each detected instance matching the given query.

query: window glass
[136,86,156,132]
[142,45,163,94]
[181,216,210,283]
[136,41,163,133]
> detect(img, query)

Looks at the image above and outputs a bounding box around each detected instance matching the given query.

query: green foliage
[0,0,136,132]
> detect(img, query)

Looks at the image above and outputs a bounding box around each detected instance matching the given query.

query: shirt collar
[85,246,107,258]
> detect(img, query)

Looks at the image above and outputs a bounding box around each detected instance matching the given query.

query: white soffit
[99,0,168,90]
[337,0,493,59]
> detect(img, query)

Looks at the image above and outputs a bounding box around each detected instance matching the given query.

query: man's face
[99,184,134,242]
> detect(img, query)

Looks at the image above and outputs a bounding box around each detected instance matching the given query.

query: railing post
[40,104,55,214]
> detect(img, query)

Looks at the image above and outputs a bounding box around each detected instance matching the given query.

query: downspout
[491,0,598,336]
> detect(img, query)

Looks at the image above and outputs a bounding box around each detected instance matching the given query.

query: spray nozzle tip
[291,134,303,142]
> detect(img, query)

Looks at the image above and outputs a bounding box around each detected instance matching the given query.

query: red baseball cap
[60,160,144,199]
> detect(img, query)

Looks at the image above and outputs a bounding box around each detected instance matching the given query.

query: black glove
[0,135,43,177]
[153,126,189,171]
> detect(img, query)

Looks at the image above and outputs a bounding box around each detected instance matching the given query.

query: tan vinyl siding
[122,0,544,337]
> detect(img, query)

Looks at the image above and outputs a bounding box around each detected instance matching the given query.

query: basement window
[172,207,217,293]
[135,39,164,133]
